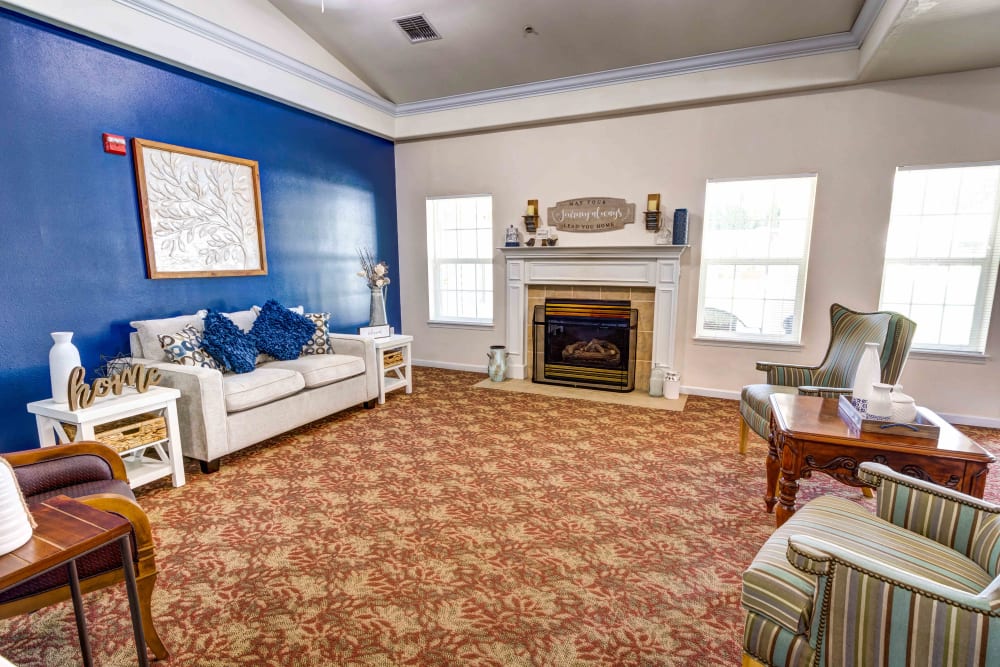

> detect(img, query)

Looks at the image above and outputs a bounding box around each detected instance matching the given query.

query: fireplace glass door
[532,298,637,392]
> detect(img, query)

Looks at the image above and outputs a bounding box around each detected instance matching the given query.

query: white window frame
[695,174,818,344]
[426,194,494,325]
[878,161,1000,355]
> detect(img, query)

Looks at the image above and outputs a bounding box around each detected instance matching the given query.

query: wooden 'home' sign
[546,197,635,232]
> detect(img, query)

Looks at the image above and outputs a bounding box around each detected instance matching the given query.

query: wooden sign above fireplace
[546,197,635,232]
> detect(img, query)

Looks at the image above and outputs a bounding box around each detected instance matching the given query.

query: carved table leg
[775,443,800,528]
[765,428,780,513]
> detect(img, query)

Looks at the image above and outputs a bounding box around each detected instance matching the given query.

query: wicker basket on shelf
[63,413,167,454]
[383,349,404,368]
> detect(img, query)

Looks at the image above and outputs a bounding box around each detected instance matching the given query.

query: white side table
[373,334,413,404]
[26,386,185,489]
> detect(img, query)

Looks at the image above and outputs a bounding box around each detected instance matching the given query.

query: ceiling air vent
[393,14,441,43]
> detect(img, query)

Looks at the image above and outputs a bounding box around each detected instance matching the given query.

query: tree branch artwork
[133,139,267,278]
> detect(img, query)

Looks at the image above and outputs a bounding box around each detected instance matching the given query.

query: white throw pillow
[130,310,207,362]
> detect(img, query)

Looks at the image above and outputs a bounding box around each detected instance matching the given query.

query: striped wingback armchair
[738,304,916,454]
[742,463,1000,667]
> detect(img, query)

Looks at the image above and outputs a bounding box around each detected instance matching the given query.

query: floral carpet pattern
[3,367,1000,666]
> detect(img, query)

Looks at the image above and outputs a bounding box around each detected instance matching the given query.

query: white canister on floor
[664,372,681,400]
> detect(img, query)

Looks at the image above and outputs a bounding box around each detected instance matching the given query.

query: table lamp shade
[0,458,35,555]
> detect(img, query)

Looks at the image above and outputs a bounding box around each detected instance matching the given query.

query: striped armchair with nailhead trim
[741,462,1000,667]
[739,303,916,454]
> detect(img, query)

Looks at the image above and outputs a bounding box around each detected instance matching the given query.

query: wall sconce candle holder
[644,194,661,231]
[523,199,539,233]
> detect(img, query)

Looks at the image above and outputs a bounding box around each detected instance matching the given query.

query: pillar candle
[526,204,536,216]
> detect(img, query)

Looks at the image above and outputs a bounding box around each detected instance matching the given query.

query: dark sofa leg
[363,399,377,409]
[199,459,220,474]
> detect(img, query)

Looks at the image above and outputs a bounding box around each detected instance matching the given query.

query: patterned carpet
[2,367,1000,666]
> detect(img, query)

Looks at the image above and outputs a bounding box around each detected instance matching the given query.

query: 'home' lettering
[67,365,161,411]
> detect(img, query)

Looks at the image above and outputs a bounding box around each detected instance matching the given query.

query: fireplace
[499,245,686,387]
[533,299,637,391]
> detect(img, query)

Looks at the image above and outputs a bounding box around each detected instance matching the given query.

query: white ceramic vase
[851,341,882,411]
[867,383,894,421]
[49,331,82,404]
[0,460,33,556]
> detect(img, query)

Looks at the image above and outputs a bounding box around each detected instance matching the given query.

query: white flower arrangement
[357,248,391,289]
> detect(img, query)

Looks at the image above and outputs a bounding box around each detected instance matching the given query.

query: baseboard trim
[683,386,741,401]
[934,412,1000,429]
[418,368,1000,426]
[683,386,1000,428]
[413,359,486,374]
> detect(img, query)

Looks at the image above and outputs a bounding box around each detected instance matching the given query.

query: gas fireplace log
[562,339,621,363]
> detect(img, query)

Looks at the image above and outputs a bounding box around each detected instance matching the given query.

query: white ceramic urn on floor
[49,331,81,404]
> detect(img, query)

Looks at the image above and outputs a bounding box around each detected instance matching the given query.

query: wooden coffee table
[765,394,995,527]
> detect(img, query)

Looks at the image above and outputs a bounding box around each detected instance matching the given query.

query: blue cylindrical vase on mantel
[672,209,688,245]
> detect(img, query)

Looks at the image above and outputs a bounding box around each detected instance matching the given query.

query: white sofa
[129,308,378,473]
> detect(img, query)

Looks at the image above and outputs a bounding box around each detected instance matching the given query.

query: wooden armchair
[738,303,916,454]
[0,442,167,660]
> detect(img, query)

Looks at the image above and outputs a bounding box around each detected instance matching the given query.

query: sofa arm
[328,334,379,401]
[859,462,1000,561]
[135,358,229,463]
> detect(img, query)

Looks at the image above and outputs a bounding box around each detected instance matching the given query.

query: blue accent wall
[0,9,398,451]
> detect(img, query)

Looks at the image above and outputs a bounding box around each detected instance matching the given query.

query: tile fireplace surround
[499,246,686,385]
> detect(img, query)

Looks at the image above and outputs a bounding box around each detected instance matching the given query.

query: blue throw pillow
[250,299,317,361]
[201,310,258,374]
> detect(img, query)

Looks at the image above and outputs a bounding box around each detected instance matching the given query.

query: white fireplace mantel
[499,245,686,380]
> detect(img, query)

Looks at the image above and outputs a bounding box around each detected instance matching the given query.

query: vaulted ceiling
[7,0,1000,139]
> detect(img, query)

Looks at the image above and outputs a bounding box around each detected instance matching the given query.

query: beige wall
[395,66,1000,425]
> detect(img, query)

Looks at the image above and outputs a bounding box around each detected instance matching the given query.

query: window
[878,163,1000,354]
[426,195,494,324]
[696,175,817,342]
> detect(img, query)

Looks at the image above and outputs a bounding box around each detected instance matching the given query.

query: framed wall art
[132,138,267,278]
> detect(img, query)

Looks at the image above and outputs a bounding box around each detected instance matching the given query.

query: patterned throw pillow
[250,299,316,361]
[201,311,258,374]
[301,312,333,355]
[158,325,221,370]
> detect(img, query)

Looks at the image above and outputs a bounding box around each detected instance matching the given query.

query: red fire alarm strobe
[103,133,127,155]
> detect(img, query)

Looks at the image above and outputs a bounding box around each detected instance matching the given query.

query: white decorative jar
[851,341,881,412]
[867,383,894,421]
[891,386,918,423]
[0,459,34,556]
[49,331,82,404]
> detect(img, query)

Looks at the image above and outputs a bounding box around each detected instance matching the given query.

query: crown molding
[17,0,885,130]
[111,0,395,115]
[852,0,886,43]
[395,32,860,116]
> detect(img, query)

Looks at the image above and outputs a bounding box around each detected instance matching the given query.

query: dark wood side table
[0,495,149,667]
[765,394,995,528]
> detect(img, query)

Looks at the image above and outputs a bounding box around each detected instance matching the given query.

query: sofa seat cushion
[263,354,365,389]
[742,496,993,637]
[223,368,305,412]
